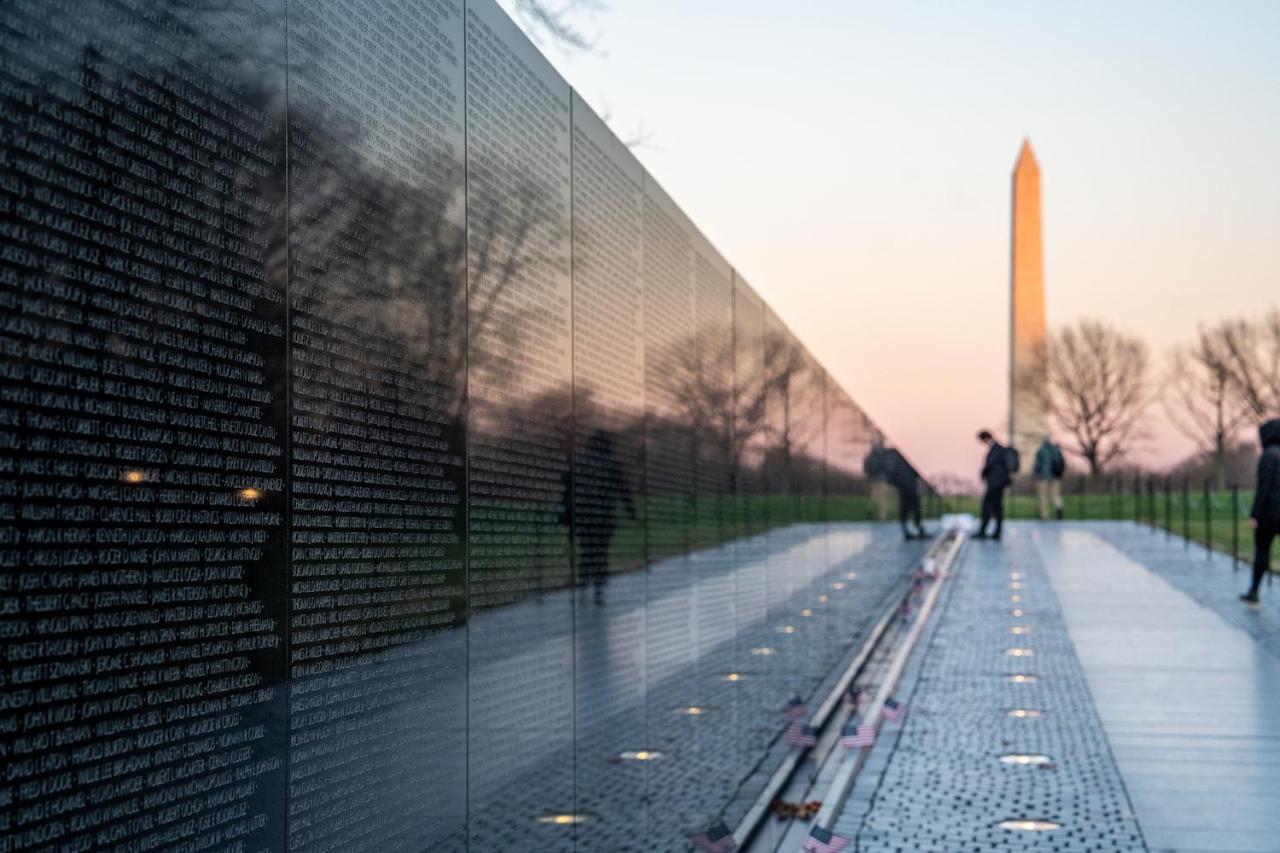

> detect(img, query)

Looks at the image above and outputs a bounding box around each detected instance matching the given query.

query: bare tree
[761,329,810,495]
[1162,325,1254,488]
[1215,309,1280,421]
[1047,320,1152,478]
[510,0,605,52]
[511,2,661,150]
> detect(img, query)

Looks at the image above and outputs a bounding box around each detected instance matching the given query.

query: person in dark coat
[884,447,926,540]
[863,436,894,521]
[976,430,1011,540]
[1242,418,1280,604]
[574,429,637,604]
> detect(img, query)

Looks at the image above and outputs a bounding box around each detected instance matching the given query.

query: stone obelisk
[1009,139,1048,469]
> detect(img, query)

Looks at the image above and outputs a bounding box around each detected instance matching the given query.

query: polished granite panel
[463,0,573,846]
[285,1,469,849]
[0,2,290,849]
[569,91,648,847]
[732,278,771,661]
[691,231,736,698]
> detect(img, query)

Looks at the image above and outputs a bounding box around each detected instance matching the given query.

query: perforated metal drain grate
[829,529,1147,851]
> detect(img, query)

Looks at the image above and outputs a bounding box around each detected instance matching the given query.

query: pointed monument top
[1014,138,1039,174]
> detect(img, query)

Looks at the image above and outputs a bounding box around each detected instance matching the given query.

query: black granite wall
[0,1,922,849]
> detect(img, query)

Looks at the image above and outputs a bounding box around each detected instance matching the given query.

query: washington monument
[1009,139,1049,468]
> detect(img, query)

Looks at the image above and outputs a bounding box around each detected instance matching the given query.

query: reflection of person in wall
[975,430,1013,540]
[863,435,894,521]
[883,446,926,540]
[1242,419,1280,605]
[576,430,637,604]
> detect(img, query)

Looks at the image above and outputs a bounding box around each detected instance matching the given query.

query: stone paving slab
[1081,521,1280,660]
[1039,526,1280,853]
[831,527,1146,852]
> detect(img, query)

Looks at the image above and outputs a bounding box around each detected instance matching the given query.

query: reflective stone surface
[285,1,469,848]
[0,1,929,850]
[0,2,290,849]
[464,1,573,846]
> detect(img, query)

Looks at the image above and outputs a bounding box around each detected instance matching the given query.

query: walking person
[1033,434,1066,520]
[571,429,637,604]
[976,430,1014,540]
[1242,418,1280,604]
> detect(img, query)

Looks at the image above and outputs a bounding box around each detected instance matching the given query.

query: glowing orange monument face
[1010,140,1048,466]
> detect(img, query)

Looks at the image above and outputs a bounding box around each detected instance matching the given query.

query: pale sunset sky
[501,0,1280,482]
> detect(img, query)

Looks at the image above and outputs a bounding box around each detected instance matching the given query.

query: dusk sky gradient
[502,0,1280,481]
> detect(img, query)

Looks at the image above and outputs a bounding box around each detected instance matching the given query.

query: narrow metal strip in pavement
[731,532,959,849]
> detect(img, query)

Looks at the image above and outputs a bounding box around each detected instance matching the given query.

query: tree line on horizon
[1024,308,1280,487]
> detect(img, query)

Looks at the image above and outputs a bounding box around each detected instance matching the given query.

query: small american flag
[786,721,817,748]
[840,721,875,749]
[881,697,906,722]
[690,821,737,852]
[802,825,850,852]
[785,695,807,719]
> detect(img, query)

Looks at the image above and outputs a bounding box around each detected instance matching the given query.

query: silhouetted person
[1242,418,1280,604]
[575,430,636,604]
[976,430,1012,540]
[863,435,894,521]
[883,447,926,540]
[1033,434,1066,520]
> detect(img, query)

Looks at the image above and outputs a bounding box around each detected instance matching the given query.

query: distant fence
[944,476,1275,570]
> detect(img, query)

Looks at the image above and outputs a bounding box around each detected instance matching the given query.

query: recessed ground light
[1010,582,1023,590]
[846,572,857,580]
[831,582,846,590]
[674,706,704,716]
[777,625,797,634]
[1006,648,1034,657]
[818,595,829,603]
[1010,572,1022,580]
[1011,595,1022,603]
[1008,709,1043,718]
[1010,626,1030,635]
[537,814,588,826]
[999,754,1052,766]
[801,609,813,617]
[617,750,661,761]
[997,819,1060,831]
[1009,674,1038,684]
[724,672,743,682]
[750,647,775,656]
[1012,609,1024,618]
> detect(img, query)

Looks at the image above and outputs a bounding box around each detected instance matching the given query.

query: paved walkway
[467,522,929,851]
[829,522,1280,853]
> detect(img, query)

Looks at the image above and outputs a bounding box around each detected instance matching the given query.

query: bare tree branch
[1047,319,1153,478]
[512,0,605,52]
[1162,323,1254,487]
[1215,309,1280,420]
